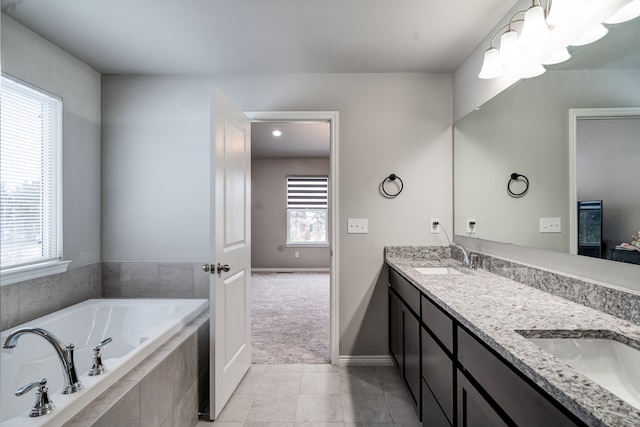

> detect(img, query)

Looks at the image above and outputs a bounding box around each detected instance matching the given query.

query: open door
[208,88,252,419]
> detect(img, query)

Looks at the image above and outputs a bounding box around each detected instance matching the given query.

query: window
[287,176,329,245]
[0,74,67,283]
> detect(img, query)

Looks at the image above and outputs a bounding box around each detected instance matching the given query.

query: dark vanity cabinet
[421,295,454,426]
[389,268,421,412]
[457,328,579,427]
[388,266,586,427]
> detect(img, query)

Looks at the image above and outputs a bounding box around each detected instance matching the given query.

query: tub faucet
[3,327,83,394]
[450,243,476,269]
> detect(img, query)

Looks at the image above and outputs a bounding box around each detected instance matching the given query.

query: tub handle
[15,378,55,417]
[88,337,112,376]
[96,337,112,350]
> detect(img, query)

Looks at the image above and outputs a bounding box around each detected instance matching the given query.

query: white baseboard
[339,355,394,366]
[251,268,330,273]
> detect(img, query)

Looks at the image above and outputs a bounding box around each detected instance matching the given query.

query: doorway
[247,111,339,365]
[569,107,640,257]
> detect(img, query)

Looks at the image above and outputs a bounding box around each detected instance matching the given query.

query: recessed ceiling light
[272,130,282,137]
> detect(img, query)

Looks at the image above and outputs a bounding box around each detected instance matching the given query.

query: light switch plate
[540,217,561,233]
[348,218,368,234]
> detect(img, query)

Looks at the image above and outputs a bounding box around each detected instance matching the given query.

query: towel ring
[380,174,403,198]
[507,173,529,198]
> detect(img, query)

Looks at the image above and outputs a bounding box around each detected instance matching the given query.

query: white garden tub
[0,298,208,426]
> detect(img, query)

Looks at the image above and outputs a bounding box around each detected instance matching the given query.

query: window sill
[285,243,330,248]
[1,260,72,286]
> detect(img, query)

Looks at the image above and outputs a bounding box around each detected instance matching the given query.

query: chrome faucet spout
[3,327,83,394]
[450,243,475,269]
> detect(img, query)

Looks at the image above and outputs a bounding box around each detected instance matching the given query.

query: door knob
[202,264,211,272]
[217,263,230,273]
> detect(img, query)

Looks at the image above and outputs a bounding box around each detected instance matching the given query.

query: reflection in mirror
[454,17,640,266]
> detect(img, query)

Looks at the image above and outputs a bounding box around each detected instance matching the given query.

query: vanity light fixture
[272,130,282,137]
[478,0,636,80]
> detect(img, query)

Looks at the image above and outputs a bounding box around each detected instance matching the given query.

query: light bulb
[478,48,503,79]
[499,30,520,66]
[519,5,551,47]
[605,0,640,24]
[571,24,608,46]
[272,130,282,137]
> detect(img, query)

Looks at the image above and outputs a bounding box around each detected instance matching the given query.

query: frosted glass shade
[523,63,546,79]
[546,0,576,26]
[605,0,640,24]
[571,24,608,46]
[478,48,503,79]
[519,5,550,47]
[499,30,520,65]
[542,47,571,65]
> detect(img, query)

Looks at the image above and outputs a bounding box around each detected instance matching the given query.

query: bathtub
[0,298,208,426]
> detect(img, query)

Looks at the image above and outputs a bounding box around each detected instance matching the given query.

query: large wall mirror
[454,17,640,266]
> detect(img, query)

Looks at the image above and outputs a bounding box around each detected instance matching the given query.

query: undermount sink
[528,337,640,410]
[414,267,462,275]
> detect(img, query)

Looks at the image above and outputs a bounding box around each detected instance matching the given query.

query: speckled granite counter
[385,253,640,427]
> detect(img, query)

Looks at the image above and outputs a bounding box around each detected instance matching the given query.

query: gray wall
[1,15,102,269]
[101,73,453,357]
[252,157,331,270]
[577,118,640,253]
[1,16,103,328]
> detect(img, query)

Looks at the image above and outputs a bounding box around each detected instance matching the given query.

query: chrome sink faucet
[450,243,476,269]
[3,327,83,394]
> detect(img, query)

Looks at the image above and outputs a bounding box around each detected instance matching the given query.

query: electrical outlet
[430,218,440,234]
[294,251,300,258]
[347,218,368,234]
[540,217,561,233]
[467,218,477,234]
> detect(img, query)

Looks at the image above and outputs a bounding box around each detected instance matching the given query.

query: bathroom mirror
[454,17,640,264]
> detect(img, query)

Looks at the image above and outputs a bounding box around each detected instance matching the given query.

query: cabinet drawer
[422,327,453,424]
[421,295,453,352]
[458,327,580,427]
[389,267,420,314]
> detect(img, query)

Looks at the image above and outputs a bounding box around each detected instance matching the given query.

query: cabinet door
[422,328,453,423]
[404,306,420,409]
[457,370,510,427]
[389,289,403,369]
[458,328,580,427]
[423,379,451,427]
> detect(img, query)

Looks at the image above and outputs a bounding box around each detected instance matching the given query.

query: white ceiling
[1,0,520,74]
[252,122,330,158]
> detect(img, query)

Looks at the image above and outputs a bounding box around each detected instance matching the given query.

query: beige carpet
[251,272,330,364]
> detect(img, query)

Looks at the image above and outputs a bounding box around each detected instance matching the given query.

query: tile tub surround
[385,254,640,427]
[1,262,102,330]
[64,311,209,427]
[102,262,210,299]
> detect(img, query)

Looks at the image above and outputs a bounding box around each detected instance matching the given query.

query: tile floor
[196,364,421,426]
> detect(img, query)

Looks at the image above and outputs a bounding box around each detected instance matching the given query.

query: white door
[209,88,252,419]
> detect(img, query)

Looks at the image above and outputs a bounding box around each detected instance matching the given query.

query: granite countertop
[385,255,640,427]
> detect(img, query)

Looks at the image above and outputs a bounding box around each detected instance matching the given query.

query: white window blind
[0,74,63,271]
[286,176,329,209]
[286,176,329,245]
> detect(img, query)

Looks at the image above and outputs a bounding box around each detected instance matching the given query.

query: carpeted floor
[251,272,330,364]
